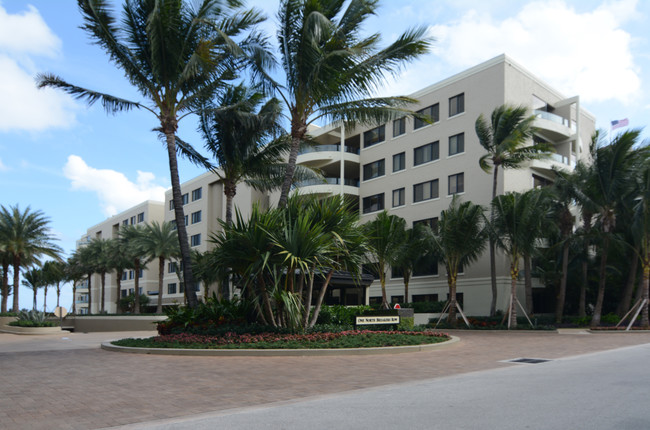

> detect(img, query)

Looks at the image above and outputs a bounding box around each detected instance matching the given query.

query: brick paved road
[1,330,650,429]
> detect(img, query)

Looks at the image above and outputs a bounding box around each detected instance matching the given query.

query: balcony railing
[299,145,360,155]
[534,110,576,131]
[296,177,360,187]
[549,153,576,168]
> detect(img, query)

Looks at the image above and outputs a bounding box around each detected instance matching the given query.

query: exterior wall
[300,54,597,316]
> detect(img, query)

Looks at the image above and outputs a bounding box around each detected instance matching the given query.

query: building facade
[296,54,595,315]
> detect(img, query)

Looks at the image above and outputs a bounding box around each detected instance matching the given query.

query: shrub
[8,310,57,327]
[157,295,253,335]
[315,305,373,326]
[397,316,414,330]
[119,294,150,313]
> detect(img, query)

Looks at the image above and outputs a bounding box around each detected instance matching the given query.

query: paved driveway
[1,329,650,429]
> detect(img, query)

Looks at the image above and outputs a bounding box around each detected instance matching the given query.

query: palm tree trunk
[556,241,570,323]
[404,271,411,304]
[157,256,164,314]
[134,260,140,314]
[524,254,533,315]
[309,269,334,327]
[278,123,306,208]
[33,288,37,311]
[258,274,276,327]
[164,130,198,308]
[87,272,92,315]
[115,272,122,312]
[100,272,106,313]
[2,260,9,313]
[509,260,519,328]
[72,284,77,315]
[43,287,48,313]
[12,255,20,312]
[616,252,638,316]
[56,283,60,308]
[489,166,499,316]
[579,260,588,317]
[591,235,610,328]
[224,182,236,226]
[641,258,649,328]
[302,266,316,329]
[448,269,457,328]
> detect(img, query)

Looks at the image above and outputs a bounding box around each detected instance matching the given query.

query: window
[130,216,136,225]
[179,283,185,294]
[138,268,143,278]
[170,220,177,230]
[190,234,201,247]
[129,270,134,280]
[167,283,177,295]
[129,288,134,295]
[392,188,405,208]
[191,187,202,201]
[122,220,128,226]
[168,262,177,273]
[414,217,438,231]
[182,193,189,205]
[413,253,438,276]
[413,180,438,203]
[362,193,384,214]
[363,159,385,181]
[533,174,553,188]
[184,215,188,226]
[391,295,404,304]
[192,282,200,292]
[121,271,127,281]
[137,212,144,223]
[139,287,142,295]
[449,133,464,156]
[191,210,202,224]
[412,294,439,302]
[393,118,406,137]
[446,292,464,307]
[391,266,404,279]
[414,142,439,166]
[449,93,464,117]
[121,289,127,298]
[363,125,385,148]
[448,173,464,195]
[414,104,439,129]
[393,152,405,172]
[169,200,174,211]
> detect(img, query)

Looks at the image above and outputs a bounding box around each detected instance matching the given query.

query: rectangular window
[182,193,189,205]
[393,152,405,172]
[121,271,127,281]
[414,142,439,166]
[179,283,185,294]
[413,253,438,277]
[362,193,384,214]
[139,287,142,295]
[414,217,438,231]
[190,234,201,247]
[448,173,465,195]
[393,118,406,137]
[138,268,143,278]
[449,93,464,117]
[449,133,465,155]
[129,270,134,280]
[121,289,127,298]
[129,288,134,295]
[413,179,439,203]
[191,210,202,224]
[392,266,404,279]
[414,104,439,129]
[169,200,174,211]
[168,262,177,273]
[170,220,177,230]
[363,125,386,148]
[122,219,128,226]
[192,282,200,292]
[137,212,144,223]
[184,215,188,226]
[363,159,385,181]
[167,283,177,295]
[412,294,439,302]
[392,188,405,208]
[191,187,202,201]
[130,216,136,225]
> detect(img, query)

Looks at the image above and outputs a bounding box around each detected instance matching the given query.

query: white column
[340,124,345,196]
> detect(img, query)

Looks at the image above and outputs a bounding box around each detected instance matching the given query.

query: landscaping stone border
[0,325,63,335]
[101,335,459,356]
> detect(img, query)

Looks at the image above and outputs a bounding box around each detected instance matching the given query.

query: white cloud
[63,155,168,216]
[0,4,78,132]
[0,157,7,171]
[427,0,641,104]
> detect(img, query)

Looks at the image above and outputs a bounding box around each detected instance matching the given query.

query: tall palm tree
[632,161,650,327]
[66,254,87,315]
[430,197,488,327]
[491,190,547,328]
[37,0,264,309]
[247,0,432,207]
[476,104,551,316]
[22,267,45,311]
[134,221,179,314]
[0,205,62,312]
[1,248,11,312]
[71,244,99,314]
[119,224,151,314]
[42,260,66,312]
[363,211,406,309]
[200,84,298,225]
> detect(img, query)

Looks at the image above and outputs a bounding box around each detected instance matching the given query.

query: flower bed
[112,330,449,349]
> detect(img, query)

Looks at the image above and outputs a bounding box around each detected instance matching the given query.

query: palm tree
[37,0,264,309]
[71,244,98,314]
[42,261,66,311]
[476,104,551,316]
[363,211,406,309]
[22,267,45,311]
[392,226,426,304]
[491,190,547,328]
[105,238,132,312]
[430,197,488,327]
[133,222,179,314]
[66,254,87,315]
[86,238,112,313]
[0,205,62,312]
[200,84,301,226]
[119,224,151,314]
[1,248,11,312]
[247,0,431,207]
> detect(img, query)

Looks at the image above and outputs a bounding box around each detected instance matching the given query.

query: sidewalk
[1,330,649,429]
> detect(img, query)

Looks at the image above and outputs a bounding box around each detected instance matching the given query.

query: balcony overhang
[293,184,360,197]
[297,151,360,169]
[533,117,573,142]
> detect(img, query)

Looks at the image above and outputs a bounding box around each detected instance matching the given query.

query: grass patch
[112,330,450,349]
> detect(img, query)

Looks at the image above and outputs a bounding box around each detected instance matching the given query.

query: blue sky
[1,0,649,311]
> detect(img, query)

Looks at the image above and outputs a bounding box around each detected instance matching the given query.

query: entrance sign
[356,316,400,325]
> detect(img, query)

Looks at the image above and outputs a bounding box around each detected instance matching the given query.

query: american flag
[611,118,629,130]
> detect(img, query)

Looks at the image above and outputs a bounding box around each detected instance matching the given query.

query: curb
[101,335,459,357]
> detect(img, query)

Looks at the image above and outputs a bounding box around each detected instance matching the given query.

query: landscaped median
[102,330,457,356]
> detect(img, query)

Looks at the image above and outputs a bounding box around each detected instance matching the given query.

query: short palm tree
[71,244,99,314]
[37,0,264,309]
[363,211,406,309]
[119,224,151,314]
[1,249,11,312]
[87,238,112,313]
[22,267,45,311]
[0,205,62,312]
[105,238,132,312]
[491,190,547,328]
[248,0,432,207]
[42,260,67,311]
[392,226,426,304]
[476,104,551,316]
[66,254,87,315]
[629,155,650,327]
[430,197,488,327]
[134,222,179,314]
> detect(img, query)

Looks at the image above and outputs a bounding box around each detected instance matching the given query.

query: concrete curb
[101,335,459,357]
[0,325,63,335]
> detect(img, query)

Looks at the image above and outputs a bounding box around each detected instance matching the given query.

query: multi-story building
[296,54,595,315]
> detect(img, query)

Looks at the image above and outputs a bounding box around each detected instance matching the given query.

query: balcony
[529,152,577,174]
[299,144,360,155]
[297,144,360,169]
[295,177,360,197]
[533,110,574,141]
